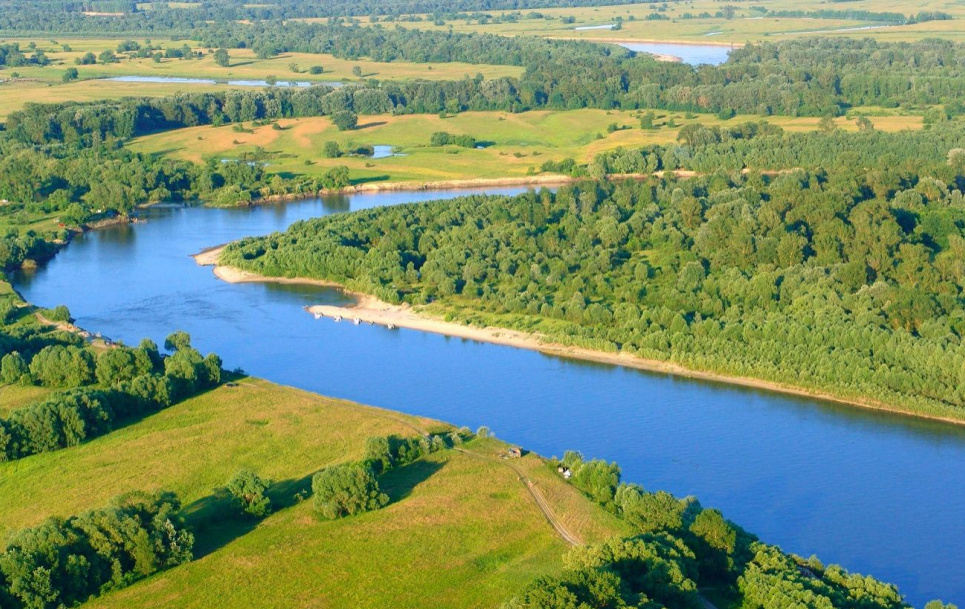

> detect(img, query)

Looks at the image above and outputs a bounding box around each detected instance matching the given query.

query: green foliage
[222,150,965,417]
[738,544,906,609]
[322,140,341,158]
[0,329,219,462]
[29,345,95,387]
[1,352,29,386]
[430,132,477,148]
[311,462,388,519]
[331,110,358,131]
[225,469,272,517]
[504,567,627,609]
[562,451,622,508]
[0,490,193,609]
[213,48,229,68]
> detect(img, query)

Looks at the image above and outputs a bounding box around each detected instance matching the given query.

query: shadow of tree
[380,458,446,503]
[183,455,446,559]
[354,121,387,131]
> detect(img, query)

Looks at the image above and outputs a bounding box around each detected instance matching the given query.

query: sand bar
[194,247,965,427]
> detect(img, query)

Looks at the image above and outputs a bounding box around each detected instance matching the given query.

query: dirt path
[455,447,583,546]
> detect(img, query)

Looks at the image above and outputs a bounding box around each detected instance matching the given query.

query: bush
[0,352,29,385]
[29,345,95,387]
[312,463,388,519]
[322,141,341,158]
[331,110,358,131]
[226,469,272,517]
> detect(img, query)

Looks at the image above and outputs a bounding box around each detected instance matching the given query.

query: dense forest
[221,132,965,418]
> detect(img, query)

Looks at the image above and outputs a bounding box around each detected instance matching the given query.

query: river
[12,190,965,607]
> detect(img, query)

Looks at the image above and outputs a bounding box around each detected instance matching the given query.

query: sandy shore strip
[193,248,965,427]
[194,246,352,290]
[303,295,965,427]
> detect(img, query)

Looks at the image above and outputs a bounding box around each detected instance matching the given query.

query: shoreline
[246,172,697,207]
[248,174,586,206]
[555,36,743,48]
[193,252,965,428]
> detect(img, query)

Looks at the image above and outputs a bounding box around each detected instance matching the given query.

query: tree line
[0,490,193,609]
[0,328,222,462]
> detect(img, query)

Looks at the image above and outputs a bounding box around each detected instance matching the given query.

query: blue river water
[618,41,732,65]
[12,189,965,607]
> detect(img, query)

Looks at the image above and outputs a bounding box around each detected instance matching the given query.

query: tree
[640,111,655,129]
[330,110,358,131]
[0,352,29,385]
[62,67,79,83]
[213,48,230,67]
[322,141,341,158]
[309,65,324,75]
[312,463,388,519]
[352,65,362,77]
[164,330,192,352]
[76,52,96,65]
[819,114,837,133]
[856,115,875,131]
[225,469,272,517]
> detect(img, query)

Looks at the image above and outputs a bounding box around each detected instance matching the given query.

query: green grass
[126,109,923,185]
[0,384,54,415]
[0,378,628,608]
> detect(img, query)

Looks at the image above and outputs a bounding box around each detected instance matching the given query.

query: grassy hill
[0,377,628,608]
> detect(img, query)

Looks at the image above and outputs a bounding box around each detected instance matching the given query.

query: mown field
[0,39,523,118]
[127,109,924,185]
[341,0,965,44]
[0,377,628,608]
[0,39,523,84]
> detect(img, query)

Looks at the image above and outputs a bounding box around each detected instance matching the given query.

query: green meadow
[127,110,923,186]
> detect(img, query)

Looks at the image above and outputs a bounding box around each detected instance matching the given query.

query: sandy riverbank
[303,296,965,426]
[194,246,352,290]
[193,246,965,427]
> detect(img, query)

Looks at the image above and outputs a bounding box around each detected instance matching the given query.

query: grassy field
[342,0,965,45]
[0,39,523,83]
[0,377,628,608]
[0,39,522,118]
[127,109,924,185]
[0,384,54,415]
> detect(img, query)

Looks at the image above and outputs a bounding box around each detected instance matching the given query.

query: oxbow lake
[617,41,733,65]
[13,188,965,607]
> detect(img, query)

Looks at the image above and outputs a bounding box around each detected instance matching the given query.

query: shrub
[226,469,272,517]
[312,463,388,519]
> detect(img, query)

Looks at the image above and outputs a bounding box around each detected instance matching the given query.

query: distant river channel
[13,188,965,606]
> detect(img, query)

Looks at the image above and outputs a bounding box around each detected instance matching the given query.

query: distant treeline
[552,121,965,177]
[759,8,952,23]
[0,0,659,28]
[10,28,965,119]
[508,451,909,609]
[221,129,965,418]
